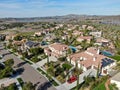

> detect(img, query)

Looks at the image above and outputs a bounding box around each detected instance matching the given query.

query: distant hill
[0,14,120,24]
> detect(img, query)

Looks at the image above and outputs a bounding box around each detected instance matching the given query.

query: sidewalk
[105,79,110,90]
[0,78,22,90]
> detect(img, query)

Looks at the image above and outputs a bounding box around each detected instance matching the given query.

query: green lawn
[109,85,113,90]
[109,55,120,62]
[62,63,72,70]
[17,78,24,87]
[93,81,106,90]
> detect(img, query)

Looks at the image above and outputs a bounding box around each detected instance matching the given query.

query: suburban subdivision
[0,0,120,90]
[0,18,120,90]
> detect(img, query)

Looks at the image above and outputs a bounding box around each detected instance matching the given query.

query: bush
[31,56,41,63]
[58,57,66,61]
[62,63,72,70]
[17,78,24,87]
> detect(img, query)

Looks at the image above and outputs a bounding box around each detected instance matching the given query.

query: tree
[14,35,22,41]
[83,75,95,88]
[7,43,12,49]
[23,82,35,90]
[96,63,100,79]
[81,40,89,50]
[58,57,66,62]
[7,83,18,90]
[74,61,83,90]
[22,52,28,58]
[47,55,49,66]
[110,83,119,90]
[3,42,6,49]
[47,64,55,76]
[0,59,14,78]
[5,59,14,66]
[0,35,6,41]
[30,47,43,55]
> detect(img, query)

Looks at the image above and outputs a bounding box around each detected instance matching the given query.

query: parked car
[67,75,77,83]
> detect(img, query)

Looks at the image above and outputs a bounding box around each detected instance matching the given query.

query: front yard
[43,60,73,83]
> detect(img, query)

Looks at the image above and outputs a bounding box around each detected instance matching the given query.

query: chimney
[97,48,100,54]
[93,57,97,61]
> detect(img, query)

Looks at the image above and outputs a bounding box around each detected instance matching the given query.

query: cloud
[0,3,21,9]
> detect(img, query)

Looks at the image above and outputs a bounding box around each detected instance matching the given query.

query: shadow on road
[2,52,12,56]
[0,48,4,51]
[37,82,52,90]
[15,61,27,68]
[13,67,25,76]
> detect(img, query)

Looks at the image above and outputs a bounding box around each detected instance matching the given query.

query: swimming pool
[101,50,113,56]
[69,46,77,53]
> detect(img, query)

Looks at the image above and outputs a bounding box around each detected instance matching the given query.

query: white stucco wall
[111,80,120,89]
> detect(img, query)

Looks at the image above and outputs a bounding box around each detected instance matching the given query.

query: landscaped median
[37,68,59,86]
[17,78,24,87]
[20,57,33,65]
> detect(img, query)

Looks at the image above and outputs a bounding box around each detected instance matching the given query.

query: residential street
[0,44,56,90]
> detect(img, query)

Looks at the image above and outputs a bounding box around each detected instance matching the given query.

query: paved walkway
[105,79,110,90]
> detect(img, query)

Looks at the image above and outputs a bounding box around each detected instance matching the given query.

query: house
[87,26,94,30]
[72,30,83,36]
[5,33,16,41]
[67,47,116,75]
[82,25,94,30]
[111,72,120,89]
[77,36,92,43]
[95,37,110,46]
[44,43,69,58]
[89,31,102,38]
[34,31,42,36]
[44,34,56,41]
[24,41,40,50]
[82,25,87,29]
[12,39,27,51]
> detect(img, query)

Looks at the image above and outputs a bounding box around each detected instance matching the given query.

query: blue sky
[0,0,120,17]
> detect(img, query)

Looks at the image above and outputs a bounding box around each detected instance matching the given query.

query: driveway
[57,69,97,90]
[0,45,56,90]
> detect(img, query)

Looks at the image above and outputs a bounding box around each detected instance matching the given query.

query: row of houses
[44,43,116,76]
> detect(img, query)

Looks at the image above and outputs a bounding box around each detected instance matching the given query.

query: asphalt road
[0,44,56,90]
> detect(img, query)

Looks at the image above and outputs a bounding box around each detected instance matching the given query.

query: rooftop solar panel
[101,58,115,67]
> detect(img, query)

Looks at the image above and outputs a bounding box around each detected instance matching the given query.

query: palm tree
[47,55,50,66]
[74,61,83,90]
[3,42,6,49]
[96,63,100,79]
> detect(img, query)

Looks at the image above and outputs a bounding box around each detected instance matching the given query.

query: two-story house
[77,36,92,43]
[44,43,69,58]
[67,47,116,75]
